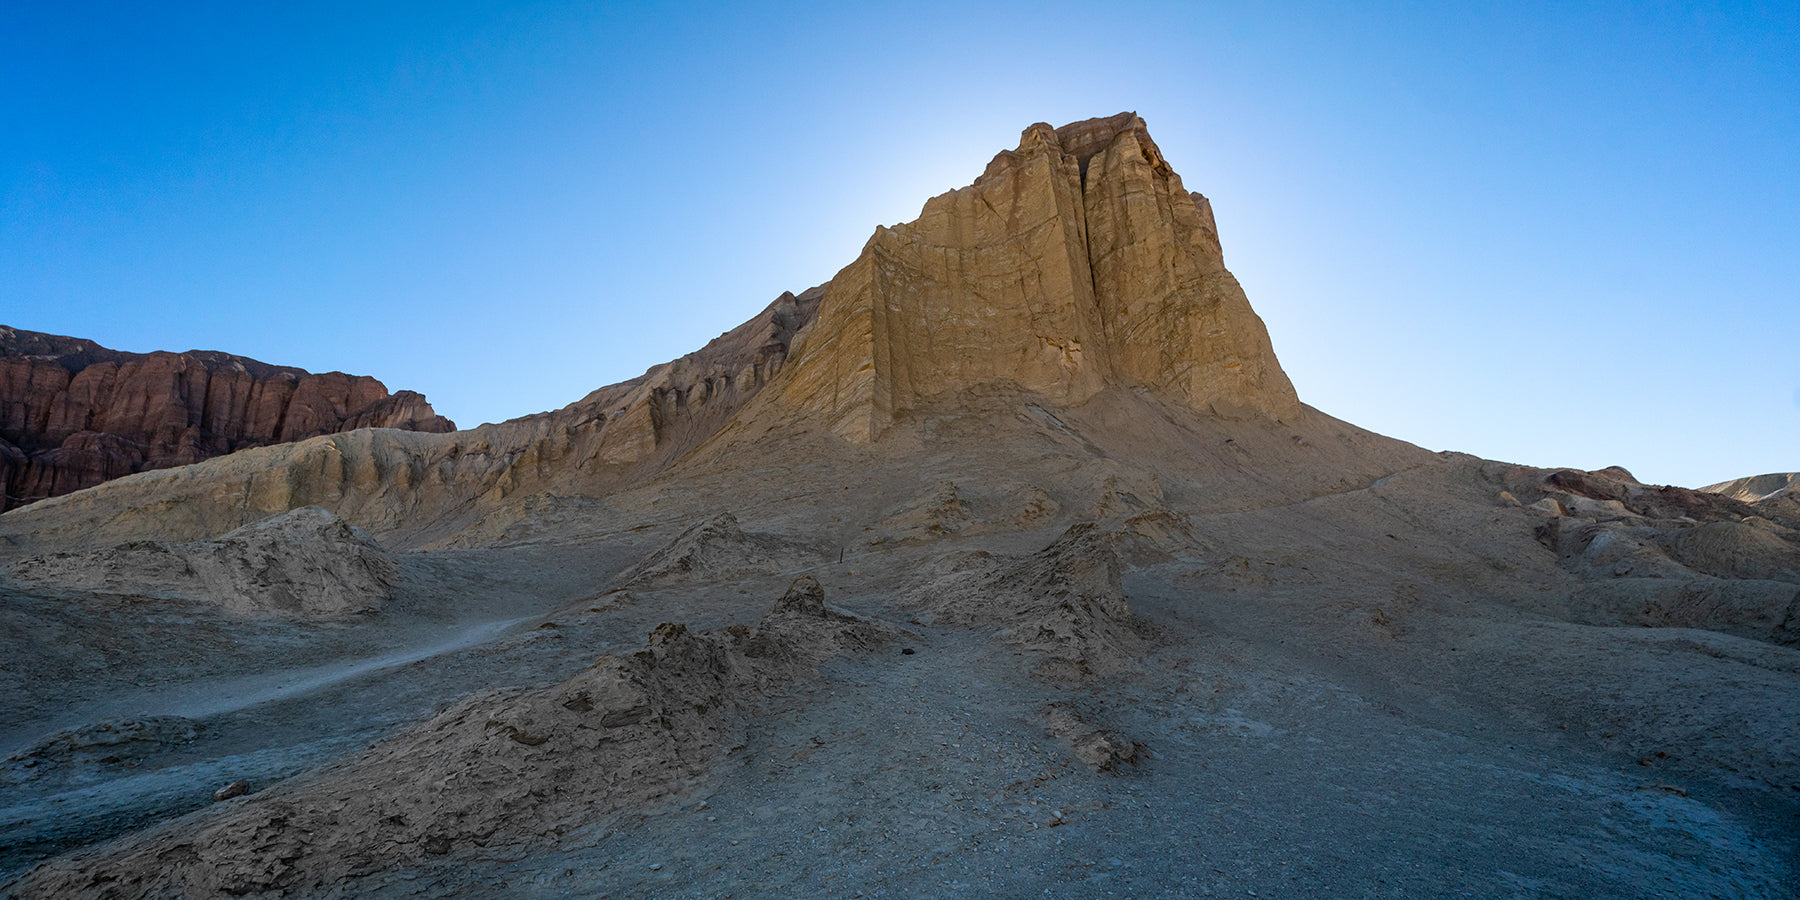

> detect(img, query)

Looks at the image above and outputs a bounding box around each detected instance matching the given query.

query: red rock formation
[0,327,455,511]
[0,288,825,546]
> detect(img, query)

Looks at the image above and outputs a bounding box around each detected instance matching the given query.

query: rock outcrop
[1703,472,1800,504]
[1,116,1311,549]
[5,717,205,780]
[7,579,895,899]
[0,289,822,547]
[1527,466,1798,527]
[1525,466,1800,646]
[0,327,456,511]
[771,112,1301,441]
[1042,701,1145,772]
[912,522,1149,678]
[10,506,398,616]
[612,512,823,589]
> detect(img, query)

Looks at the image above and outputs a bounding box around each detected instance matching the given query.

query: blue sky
[3,1,1795,488]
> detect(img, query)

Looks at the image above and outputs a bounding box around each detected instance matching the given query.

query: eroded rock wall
[0,327,456,511]
[0,289,823,546]
[773,112,1301,441]
[2,114,1304,545]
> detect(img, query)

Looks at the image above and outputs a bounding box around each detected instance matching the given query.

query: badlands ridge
[1,114,1796,899]
[0,327,453,513]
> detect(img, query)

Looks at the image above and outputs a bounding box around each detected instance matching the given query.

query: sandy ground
[0,542,646,877]
[1,398,1796,898]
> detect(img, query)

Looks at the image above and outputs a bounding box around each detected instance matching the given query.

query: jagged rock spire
[772,112,1301,441]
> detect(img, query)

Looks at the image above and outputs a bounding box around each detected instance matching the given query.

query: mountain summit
[775,112,1300,440]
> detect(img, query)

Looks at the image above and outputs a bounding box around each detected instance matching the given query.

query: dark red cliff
[0,326,455,511]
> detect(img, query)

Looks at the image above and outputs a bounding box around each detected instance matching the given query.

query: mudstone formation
[1703,471,1800,505]
[774,112,1299,440]
[0,115,1298,547]
[0,327,454,511]
[2,114,1798,899]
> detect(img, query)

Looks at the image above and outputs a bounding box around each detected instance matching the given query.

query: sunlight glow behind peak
[2,1,1795,487]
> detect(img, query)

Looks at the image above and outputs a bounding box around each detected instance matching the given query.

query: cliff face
[0,288,823,544]
[0,115,1307,547]
[0,327,456,511]
[772,112,1301,441]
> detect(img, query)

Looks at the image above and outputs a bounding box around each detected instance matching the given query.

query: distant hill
[1702,471,1800,502]
[0,326,454,511]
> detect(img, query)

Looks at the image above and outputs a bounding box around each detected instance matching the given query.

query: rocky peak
[1024,112,1169,179]
[0,116,1306,546]
[770,113,1301,442]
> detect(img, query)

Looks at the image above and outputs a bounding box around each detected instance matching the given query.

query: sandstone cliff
[0,115,1318,548]
[0,288,822,545]
[0,327,456,511]
[771,112,1301,441]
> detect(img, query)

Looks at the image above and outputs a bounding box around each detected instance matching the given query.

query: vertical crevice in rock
[768,112,1301,442]
[0,329,458,512]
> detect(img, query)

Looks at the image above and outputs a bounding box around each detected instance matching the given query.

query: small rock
[901,648,916,655]
[648,863,663,871]
[212,780,250,801]
[771,575,829,617]
[1042,702,1144,771]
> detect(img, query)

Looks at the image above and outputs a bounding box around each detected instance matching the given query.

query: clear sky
[3,1,1795,489]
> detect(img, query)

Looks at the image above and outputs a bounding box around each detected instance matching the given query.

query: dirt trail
[2,614,537,755]
[149,615,533,723]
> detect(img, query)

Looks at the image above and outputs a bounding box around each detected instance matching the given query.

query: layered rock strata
[0,114,1302,546]
[0,289,821,545]
[1703,472,1800,504]
[0,327,455,511]
[10,506,398,617]
[772,112,1301,440]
